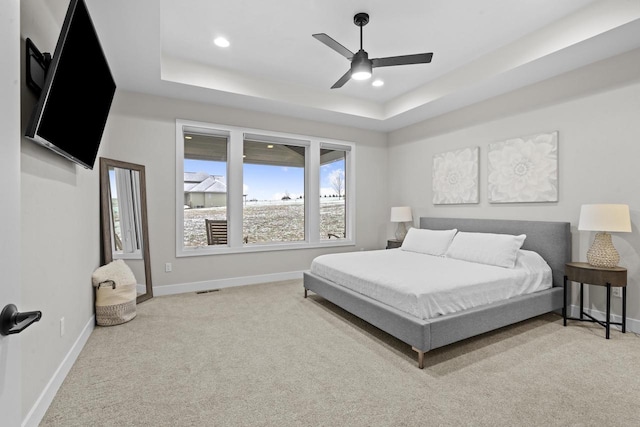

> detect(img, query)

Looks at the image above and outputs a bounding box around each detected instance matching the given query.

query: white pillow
[445,231,526,268]
[400,228,458,256]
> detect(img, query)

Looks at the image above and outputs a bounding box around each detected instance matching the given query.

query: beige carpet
[41,280,640,426]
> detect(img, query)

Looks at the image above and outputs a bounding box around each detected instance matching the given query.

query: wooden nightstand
[564,262,627,339]
[386,239,403,249]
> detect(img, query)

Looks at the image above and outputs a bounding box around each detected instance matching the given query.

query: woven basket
[92,260,137,326]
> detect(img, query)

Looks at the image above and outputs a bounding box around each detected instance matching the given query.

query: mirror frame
[99,157,153,303]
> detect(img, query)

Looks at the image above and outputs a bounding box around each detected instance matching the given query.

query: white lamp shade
[578,204,631,232]
[390,206,412,222]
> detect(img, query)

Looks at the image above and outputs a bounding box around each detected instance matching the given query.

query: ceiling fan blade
[372,53,433,68]
[312,33,354,60]
[331,70,352,89]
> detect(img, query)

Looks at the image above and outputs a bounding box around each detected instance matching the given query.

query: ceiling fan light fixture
[351,50,372,80]
[351,70,371,80]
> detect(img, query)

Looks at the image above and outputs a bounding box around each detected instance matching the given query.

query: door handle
[0,304,42,336]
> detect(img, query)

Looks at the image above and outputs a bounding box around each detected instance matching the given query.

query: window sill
[177,239,355,257]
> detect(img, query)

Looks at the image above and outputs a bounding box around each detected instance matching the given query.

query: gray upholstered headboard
[420,217,571,288]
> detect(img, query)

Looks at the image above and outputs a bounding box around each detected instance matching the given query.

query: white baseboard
[568,304,639,334]
[152,270,306,296]
[22,315,95,427]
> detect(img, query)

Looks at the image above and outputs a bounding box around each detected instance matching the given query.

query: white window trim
[175,119,356,257]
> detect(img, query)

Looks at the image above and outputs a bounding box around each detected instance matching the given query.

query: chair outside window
[205,219,248,245]
[205,219,227,245]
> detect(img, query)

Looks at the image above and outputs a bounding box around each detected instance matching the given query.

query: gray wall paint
[388,50,640,323]
[103,91,389,290]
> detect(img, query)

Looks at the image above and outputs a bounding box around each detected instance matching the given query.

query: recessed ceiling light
[267,144,274,149]
[214,37,230,48]
[184,135,192,140]
[372,79,384,87]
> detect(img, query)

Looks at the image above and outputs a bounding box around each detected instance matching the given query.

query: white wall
[102,91,389,293]
[388,49,640,325]
[20,0,105,421]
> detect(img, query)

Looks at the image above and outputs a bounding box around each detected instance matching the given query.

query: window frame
[176,119,356,257]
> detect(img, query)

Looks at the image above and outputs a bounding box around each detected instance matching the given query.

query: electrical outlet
[60,317,65,337]
[612,287,622,298]
[165,262,172,273]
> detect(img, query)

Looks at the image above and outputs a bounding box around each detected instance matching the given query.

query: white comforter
[310,249,552,320]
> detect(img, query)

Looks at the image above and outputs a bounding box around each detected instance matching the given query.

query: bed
[303,217,571,368]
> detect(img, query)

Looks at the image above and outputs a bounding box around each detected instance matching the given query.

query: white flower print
[432,147,479,204]
[488,132,558,203]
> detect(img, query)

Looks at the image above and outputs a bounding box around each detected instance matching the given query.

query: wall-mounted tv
[25,0,116,170]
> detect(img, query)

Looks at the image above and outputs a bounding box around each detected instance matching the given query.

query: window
[320,146,347,241]
[243,135,306,244]
[176,119,355,256]
[182,129,228,247]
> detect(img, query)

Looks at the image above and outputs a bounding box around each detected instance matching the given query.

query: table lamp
[578,204,631,268]
[390,206,412,241]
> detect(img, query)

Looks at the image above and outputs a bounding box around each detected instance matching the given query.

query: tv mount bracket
[26,38,52,97]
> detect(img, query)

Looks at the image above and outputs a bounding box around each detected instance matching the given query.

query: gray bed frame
[303,217,571,368]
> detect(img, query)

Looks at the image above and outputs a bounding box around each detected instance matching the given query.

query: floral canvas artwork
[432,146,479,204]
[487,131,558,203]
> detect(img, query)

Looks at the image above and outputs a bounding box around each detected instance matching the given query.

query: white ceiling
[79,0,640,132]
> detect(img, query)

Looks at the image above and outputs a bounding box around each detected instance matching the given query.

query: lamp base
[587,232,620,268]
[395,222,407,241]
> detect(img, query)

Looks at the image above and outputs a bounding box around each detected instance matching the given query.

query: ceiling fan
[313,12,433,89]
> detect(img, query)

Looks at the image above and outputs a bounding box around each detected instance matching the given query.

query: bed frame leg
[412,347,425,369]
[304,288,308,298]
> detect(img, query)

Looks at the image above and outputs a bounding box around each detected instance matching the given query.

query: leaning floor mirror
[99,158,153,303]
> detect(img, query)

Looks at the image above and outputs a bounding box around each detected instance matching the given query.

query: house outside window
[182,130,228,248]
[175,119,355,256]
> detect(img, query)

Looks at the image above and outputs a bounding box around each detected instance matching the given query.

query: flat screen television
[25,0,116,170]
